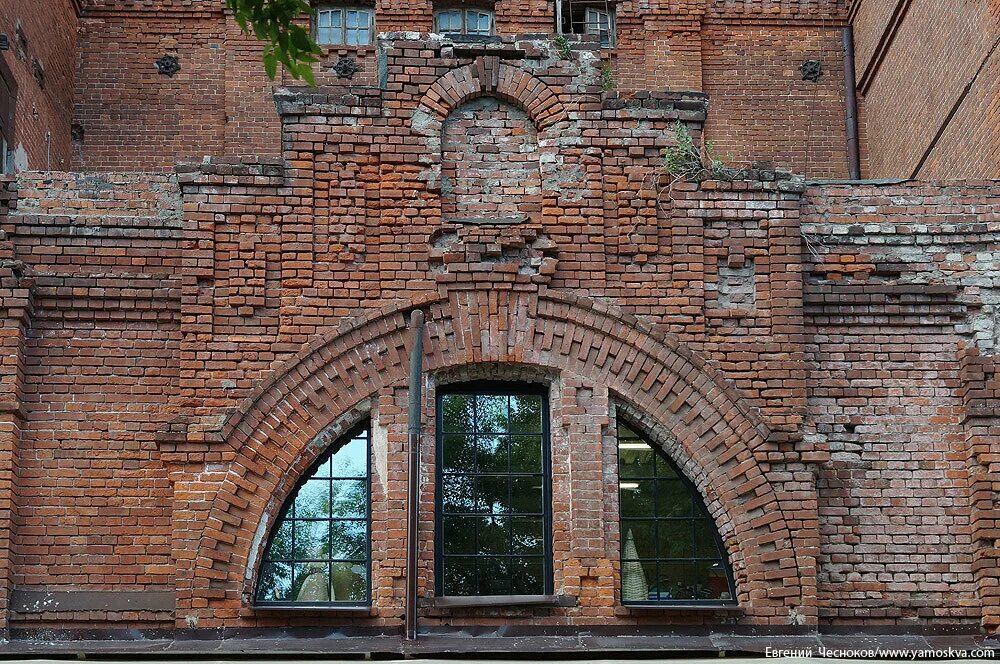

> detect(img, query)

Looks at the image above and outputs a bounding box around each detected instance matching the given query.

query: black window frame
[253,422,373,609]
[434,381,553,597]
[616,418,737,607]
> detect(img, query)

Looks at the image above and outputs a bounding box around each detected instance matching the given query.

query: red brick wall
[851,0,1000,178]
[802,181,1000,626]
[0,0,79,171]
[67,0,854,178]
[1,39,996,646]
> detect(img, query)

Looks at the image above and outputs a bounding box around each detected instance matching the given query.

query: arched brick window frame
[410,58,573,196]
[182,290,810,625]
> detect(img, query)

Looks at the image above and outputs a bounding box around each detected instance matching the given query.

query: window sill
[253,603,373,613]
[622,603,742,612]
[423,594,577,609]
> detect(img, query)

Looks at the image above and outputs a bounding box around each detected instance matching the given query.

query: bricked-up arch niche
[616,419,736,605]
[441,97,543,224]
[254,424,371,607]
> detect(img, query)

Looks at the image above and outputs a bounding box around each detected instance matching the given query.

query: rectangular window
[560,3,616,48]
[434,8,495,36]
[315,6,374,46]
[436,384,551,596]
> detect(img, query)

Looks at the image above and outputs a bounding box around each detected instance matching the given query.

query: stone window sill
[422,594,577,609]
[622,603,742,612]
[253,603,373,613]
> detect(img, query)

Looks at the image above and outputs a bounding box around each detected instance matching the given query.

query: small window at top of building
[559,2,616,48]
[434,6,495,36]
[314,5,375,46]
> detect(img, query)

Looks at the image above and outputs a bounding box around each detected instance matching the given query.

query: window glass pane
[293,520,331,560]
[621,520,655,559]
[332,434,366,477]
[294,479,329,518]
[477,557,511,595]
[466,9,492,35]
[510,476,543,514]
[656,479,692,518]
[476,475,510,514]
[619,478,654,517]
[330,519,366,559]
[264,520,293,560]
[438,386,549,596]
[618,442,654,478]
[443,434,475,473]
[316,8,343,45]
[510,517,544,554]
[293,562,331,602]
[330,562,368,601]
[509,395,542,433]
[332,479,366,518]
[442,393,474,432]
[617,419,734,604]
[477,515,509,555]
[435,9,462,32]
[255,426,371,605]
[258,562,293,602]
[442,475,476,513]
[476,433,507,472]
[442,556,478,595]
[442,515,479,554]
[476,394,508,433]
[510,435,541,473]
[510,557,544,594]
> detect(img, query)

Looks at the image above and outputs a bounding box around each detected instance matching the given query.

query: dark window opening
[559,2,616,47]
[435,383,552,596]
[617,420,736,605]
[0,61,15,175]
[434,6,495,36]
[255,424,371,607]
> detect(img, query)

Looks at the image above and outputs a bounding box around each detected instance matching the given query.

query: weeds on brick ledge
[601,64,615,91]
[663,121,746,184]
[553,34,572,60]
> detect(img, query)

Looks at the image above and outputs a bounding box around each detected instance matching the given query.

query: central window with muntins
[436,383,551,596]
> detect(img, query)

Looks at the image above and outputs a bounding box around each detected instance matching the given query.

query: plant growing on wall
[226,0,321,84]
[662,121,743,183]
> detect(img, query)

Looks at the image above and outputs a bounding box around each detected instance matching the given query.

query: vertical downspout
[555,0,563,35]
[843,26,862,179]
[404,309,425,642]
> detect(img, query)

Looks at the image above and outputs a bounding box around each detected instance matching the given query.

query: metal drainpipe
[842,25,862,179]
[404,309,425,642]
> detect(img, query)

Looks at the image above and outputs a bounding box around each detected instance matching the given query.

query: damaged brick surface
[0,32,997,648]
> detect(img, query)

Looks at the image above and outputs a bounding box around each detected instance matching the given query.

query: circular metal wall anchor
[800,59,823,82]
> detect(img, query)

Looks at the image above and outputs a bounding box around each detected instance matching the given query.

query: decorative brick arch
[186,290,809,624]
[413,58,568,131]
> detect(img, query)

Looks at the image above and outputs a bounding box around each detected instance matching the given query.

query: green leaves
[226,0,322,85]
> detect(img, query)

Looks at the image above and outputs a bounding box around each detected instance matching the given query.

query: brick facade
[0,31,997,654]
[850,0,1000,179]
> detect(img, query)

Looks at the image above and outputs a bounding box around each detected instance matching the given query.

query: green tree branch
[226,0,321,85]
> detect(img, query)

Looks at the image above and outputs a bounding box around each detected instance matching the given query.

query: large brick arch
[190,290,807,623]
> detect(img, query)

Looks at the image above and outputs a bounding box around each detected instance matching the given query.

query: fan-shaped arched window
[617,420,736,605]
[255,425,371,607]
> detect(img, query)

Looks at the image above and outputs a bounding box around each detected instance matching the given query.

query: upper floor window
[255,425,371,606]
[561,3,616,48]
[436,384,551,596]
[434,7,495,36]
[315,5,375,46]
[617,420,736,605]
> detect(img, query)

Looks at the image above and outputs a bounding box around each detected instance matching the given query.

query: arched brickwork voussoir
[412,59,569,136]
[192,290,808,624]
